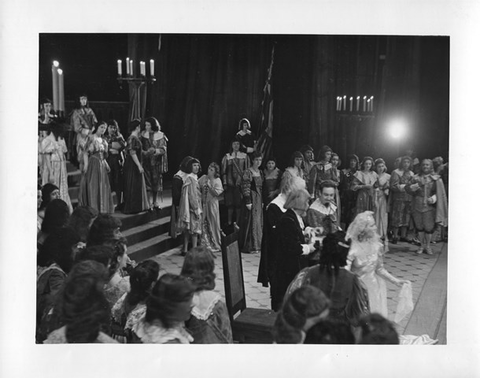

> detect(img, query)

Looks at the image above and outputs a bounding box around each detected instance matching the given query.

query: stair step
[127,234,182,262]
[68,188,118,206]
[113,206,172,231]
[123,217,171,246]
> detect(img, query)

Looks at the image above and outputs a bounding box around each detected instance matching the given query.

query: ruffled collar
[191,291,221,320]
[133,316,193,344]
[309,198,337,214]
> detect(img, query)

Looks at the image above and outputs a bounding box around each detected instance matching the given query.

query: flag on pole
[256,45,275,160]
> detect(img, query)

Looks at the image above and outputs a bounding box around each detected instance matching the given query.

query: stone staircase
[66,161,181,262]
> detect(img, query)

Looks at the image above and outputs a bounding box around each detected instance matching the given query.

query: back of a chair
[221,228,247,322]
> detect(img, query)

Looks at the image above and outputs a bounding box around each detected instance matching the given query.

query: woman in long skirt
[239,152,263,254]
[123,120,149,214]
[39,121,72,213]
[198,163,224,253]
[374,158,391,250]
[105,119,126,207]
[351,156,379,216]
[78,121,114,213]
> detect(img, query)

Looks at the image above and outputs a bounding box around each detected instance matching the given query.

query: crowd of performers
[38,96,168,217]
[37,99,448,344]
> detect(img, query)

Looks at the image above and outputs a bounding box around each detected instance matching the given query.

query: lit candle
[370,96,374,112]
[58,69,64,113]
[126,57,130,75]
[356,96,360,112]
[129,60,134,77]
[117,60,122,76]
[52,61,60,112]
[336,97,339,111]
[150,59,155,76]
[343,95,346,111]
[349,97,353,112]
[363,96,367,112]
[140,61,146,76]
[367,98,371,112]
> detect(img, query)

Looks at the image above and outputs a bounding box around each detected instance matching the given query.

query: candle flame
[53,61,59,67]
[57,69,63,75]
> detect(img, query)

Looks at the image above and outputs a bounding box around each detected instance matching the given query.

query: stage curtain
[129,34,448,174]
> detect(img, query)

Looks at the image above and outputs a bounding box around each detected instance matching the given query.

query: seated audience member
[37,199,70,250]
[306,180,340,235]
[112,260,160,341]
[38,183,61,221]
[36,227,81,342]
[285,231,369,329]
[77,240,130,307]
[304,318,356,344]
[273,285,331,344]
[357,313,399,344]
[66,205,99,243]
[132,274,196,344]
[181,246,233,343]
[86,213,123,247]
[43,260,117,344]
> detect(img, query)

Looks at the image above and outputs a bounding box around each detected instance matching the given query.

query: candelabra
[116,58,156,120]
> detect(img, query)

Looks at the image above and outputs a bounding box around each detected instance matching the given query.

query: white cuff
[301,244,310,255]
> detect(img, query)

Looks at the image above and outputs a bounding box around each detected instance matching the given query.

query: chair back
[221,227,247,322]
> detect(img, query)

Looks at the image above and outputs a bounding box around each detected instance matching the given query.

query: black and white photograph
[1,1,479,377]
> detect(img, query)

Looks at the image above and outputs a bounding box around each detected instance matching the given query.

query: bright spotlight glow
[388,120,408,140]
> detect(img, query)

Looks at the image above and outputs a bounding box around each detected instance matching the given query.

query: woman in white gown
[346,211,409,317]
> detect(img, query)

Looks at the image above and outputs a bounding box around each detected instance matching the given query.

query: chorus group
[36,95,448,344]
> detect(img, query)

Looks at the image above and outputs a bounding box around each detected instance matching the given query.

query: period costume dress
[346,225,402,318]
[141,130,168,200]
[235,118,256,156]
[262,167,282,206]
[239,167,264,253]
[390,168,414,228]
[221,150,250,212]
[178,173,202,236]
[105,132,126,198]
[185,291,233,344]
[122,134,149,214]
[39,133,73,213]
[198,175,224,252]
[308,161,336,199]
[78,134,114,213]
[71,106,97,172]
[104,274,131,309]
[375,172,391,245]
[351,170,379,216]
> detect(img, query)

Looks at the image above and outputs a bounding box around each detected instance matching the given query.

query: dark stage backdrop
[39,34,449,176]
